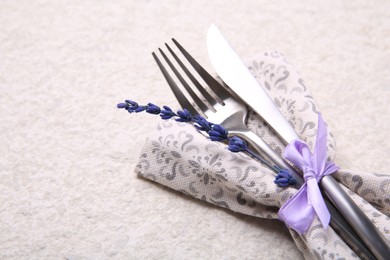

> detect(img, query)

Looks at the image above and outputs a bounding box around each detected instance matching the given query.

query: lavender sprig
[117,100,295,187]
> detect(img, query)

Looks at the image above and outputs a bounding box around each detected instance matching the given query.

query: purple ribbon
[278,113,339,234]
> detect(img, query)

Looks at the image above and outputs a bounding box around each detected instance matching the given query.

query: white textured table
[1,0,389,259]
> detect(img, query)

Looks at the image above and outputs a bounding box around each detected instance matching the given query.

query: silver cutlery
[207,24,390,259]
[152,39,376,259]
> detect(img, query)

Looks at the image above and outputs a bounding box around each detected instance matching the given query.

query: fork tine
[165,43,218,107]
[157,47,211,115]
[152,52,199,116]
[172,38,230,101]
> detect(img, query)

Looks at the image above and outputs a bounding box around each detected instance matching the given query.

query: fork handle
[233,129,377,260]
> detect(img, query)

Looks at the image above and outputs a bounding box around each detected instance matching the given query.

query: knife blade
[207,25,296,145]
[206,24,390,259]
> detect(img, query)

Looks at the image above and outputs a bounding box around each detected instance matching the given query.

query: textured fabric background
[0,0,389,259]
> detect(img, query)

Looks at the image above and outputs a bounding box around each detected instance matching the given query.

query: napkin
[135,51,390,259]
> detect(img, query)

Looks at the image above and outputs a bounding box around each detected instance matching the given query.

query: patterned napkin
[135,51,390,259]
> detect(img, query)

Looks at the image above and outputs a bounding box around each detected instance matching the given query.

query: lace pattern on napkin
[136,120,292,218]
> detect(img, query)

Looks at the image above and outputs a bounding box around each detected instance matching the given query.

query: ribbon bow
[278,113,339,234]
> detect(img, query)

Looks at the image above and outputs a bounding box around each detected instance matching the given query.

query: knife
[207,24,390,259]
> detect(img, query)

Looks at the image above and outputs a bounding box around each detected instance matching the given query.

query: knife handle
[235,129,378,260]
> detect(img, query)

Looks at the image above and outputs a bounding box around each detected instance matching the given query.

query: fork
[152,39,376,259]
[153,40,303,183]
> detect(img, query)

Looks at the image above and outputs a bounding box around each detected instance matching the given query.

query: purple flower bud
[117,103,128,109]
[208,124,228,141]
[228,136,247,152]
[146,103,161,114]
[122,99,139,113]
[175,109,192,122]
[193,115,213,132]
[274,169,296,187]
[134,106,146,113]
[160,106,176,120]
[125,100,138,106]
